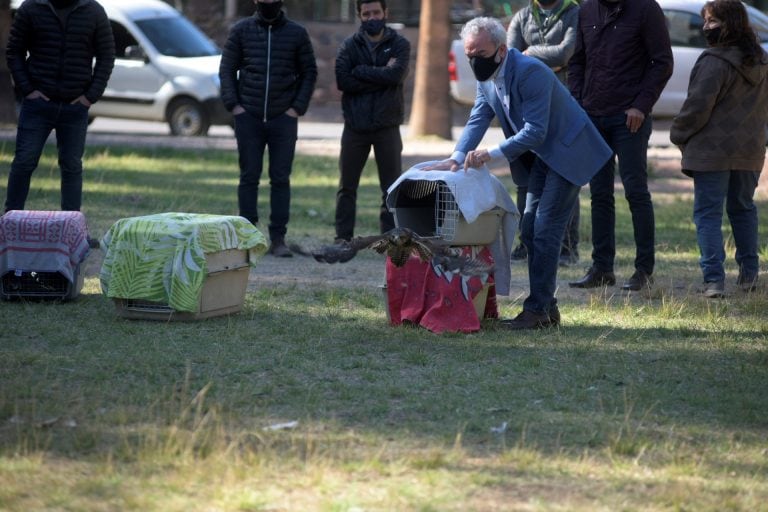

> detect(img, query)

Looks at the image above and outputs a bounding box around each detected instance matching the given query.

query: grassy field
[0,142,767,511]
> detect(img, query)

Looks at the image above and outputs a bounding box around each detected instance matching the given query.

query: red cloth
[0,210,90,283]
[385,246,498,333]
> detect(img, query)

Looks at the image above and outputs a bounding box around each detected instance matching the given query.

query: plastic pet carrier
[0,264,84,301]
[389,180,502,246]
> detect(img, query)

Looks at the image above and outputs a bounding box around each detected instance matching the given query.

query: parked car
[449,0,768,117]
[10,0,231,136]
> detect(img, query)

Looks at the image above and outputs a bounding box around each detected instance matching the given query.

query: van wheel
[167,98,210,136]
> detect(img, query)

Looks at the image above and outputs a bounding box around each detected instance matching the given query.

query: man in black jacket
[219,0,317,257]
[334,0,410,242]
[567,0,673,291]
[5,0,114,214]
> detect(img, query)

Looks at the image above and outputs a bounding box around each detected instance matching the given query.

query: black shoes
[512,244,578,266]
[511,243,528,261]
[268,240,293,258]
[499,308,560,330]
[86,236,100,249]
[558,250,579,267]
[569,267,616,288]
[569,267,653,291]
[621,270,653,291]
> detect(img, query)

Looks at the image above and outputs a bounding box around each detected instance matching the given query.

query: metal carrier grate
[121,299,175,313]
[1,271,70,297]
[397,179,439,201]
[435,182,462,242]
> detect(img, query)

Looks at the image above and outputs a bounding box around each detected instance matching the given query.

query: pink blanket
[385,246,498,333]
[0,210,91,283]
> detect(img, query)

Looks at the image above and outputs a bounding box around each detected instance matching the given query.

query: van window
[111,21,140,59]
[664,9,706,48]
[745,4,768,43]
[134,16,219,58]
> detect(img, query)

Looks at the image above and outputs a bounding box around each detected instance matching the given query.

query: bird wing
[349,233,390,253]
[431,253,495,277]
[303,233,390,264]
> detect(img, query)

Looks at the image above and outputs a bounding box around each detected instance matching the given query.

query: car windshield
[135,16,219,57]
[746,5,768,43]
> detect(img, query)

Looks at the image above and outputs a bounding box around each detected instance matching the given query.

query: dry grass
[0,144,766,511]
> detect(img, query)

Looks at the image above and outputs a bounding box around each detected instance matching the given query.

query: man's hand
[26,90,49,101]
[286,108,299,118]
[422,159,460,172]
[72,95,91,107]
[232,105,245,115]
[625,108,645,133]
[464,149,491,171]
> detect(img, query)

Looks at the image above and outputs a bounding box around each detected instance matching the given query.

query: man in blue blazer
[427,17,611,329]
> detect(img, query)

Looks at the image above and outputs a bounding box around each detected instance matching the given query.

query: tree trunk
[0,0,17,126]
[407,0,452,139]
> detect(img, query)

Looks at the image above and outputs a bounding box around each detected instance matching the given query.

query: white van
[10,0,231,136]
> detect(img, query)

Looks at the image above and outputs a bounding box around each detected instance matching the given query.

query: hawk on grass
[291,227,494,278]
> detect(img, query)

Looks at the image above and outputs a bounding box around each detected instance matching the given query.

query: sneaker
[268,240,293,258]
[621,270,653,291]
[511,243,527,261]
[736,273,758,293]
[701,280,725,299]
[86,236,100,249]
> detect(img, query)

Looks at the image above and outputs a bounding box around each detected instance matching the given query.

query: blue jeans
[692,170,760,283]
[234,111,298,241]
[588,114,654,274]
[521,159,581,315]
[5,98,90,211]
[511,156,580,255]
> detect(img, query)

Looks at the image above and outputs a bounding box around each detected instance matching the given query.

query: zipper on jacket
[263,25,272,122]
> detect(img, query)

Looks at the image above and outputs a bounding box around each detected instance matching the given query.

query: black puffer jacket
[335,26,410,132]
[6,0,115,104]
[219,11,317,121]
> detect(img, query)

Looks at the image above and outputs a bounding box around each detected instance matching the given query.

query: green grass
[0,142,767,511]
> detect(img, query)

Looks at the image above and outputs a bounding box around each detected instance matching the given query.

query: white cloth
[386,162,519,295]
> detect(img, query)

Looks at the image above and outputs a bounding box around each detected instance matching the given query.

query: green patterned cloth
[100,213,268,312]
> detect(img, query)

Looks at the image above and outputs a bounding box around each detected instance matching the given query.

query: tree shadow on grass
[0,289,766,491]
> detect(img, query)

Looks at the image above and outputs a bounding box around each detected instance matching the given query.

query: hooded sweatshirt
[670,47,768,173]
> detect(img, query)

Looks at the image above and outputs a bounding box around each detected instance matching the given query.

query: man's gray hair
[460,17,507,47]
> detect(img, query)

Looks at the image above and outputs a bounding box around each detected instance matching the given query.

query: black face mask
[362,18,386,36]
[50,0,78,8]
[703,26,722,46]
[469,47,502,82]
[256,1,283,21]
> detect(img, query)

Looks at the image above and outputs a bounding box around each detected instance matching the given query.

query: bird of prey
[290,227,495,278]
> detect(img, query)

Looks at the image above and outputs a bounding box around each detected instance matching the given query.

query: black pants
[335,125,402,240]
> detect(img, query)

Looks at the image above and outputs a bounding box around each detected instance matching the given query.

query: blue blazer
[456,48,611,186]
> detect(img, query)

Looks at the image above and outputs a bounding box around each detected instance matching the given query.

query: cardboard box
[113,249,250,321]
[0,264,84,301]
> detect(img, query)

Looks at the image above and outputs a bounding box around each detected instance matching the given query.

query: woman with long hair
[670,0,767,298]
